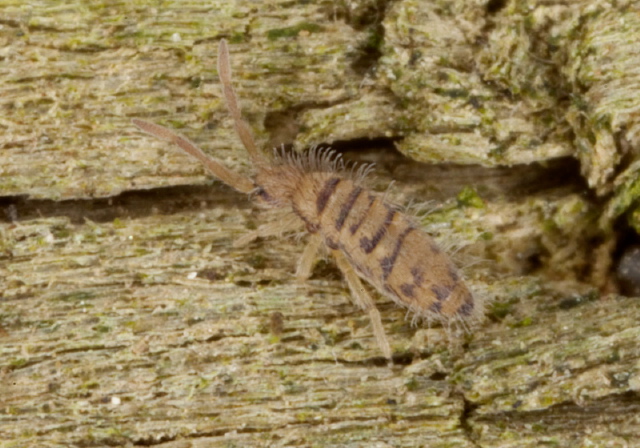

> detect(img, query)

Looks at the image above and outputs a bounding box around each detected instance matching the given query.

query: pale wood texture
[2,1,640,447]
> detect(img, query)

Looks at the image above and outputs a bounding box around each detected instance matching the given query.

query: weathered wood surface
[2,1,640,447]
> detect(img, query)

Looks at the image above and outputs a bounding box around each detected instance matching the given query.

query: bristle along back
[271,145,376,186]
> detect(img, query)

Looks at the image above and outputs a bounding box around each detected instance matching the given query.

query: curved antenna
[218,39,268,167]
[132,118,255,194]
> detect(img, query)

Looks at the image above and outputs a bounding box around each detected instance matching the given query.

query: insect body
[132,40,482,360]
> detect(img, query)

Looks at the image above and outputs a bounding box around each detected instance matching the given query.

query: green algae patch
[456,186,485,209]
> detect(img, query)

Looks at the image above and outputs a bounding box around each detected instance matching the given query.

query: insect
[132,39,483,360]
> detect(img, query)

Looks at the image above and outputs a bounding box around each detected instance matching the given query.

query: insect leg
[296,233,322,282]
[132,119,255,194]
[332,250,392,360]
[233,216,303,248]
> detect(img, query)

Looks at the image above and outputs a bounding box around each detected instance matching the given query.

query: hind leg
[332,250,392,361]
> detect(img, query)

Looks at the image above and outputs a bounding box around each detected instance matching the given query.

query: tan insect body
[132,39,483,360]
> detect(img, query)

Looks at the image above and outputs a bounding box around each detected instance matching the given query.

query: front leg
[295,233,322,282]
[332,250,392,361]
[233,215,302,248]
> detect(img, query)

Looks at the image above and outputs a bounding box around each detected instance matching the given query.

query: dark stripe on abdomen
[359,208,396,254]
[316,177,340,215]
[380,227,414,280]
[335,187,362,231]
[349,195,375,235]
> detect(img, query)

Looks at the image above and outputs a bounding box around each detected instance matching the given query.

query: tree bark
[2,1,640,447]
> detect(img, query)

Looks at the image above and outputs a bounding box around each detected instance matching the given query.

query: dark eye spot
[256,187,273,202]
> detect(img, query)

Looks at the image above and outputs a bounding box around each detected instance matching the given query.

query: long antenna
[131,118,255,194]
[218,39,268,167]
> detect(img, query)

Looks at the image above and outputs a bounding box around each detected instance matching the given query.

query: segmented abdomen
[292,173,475,321]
